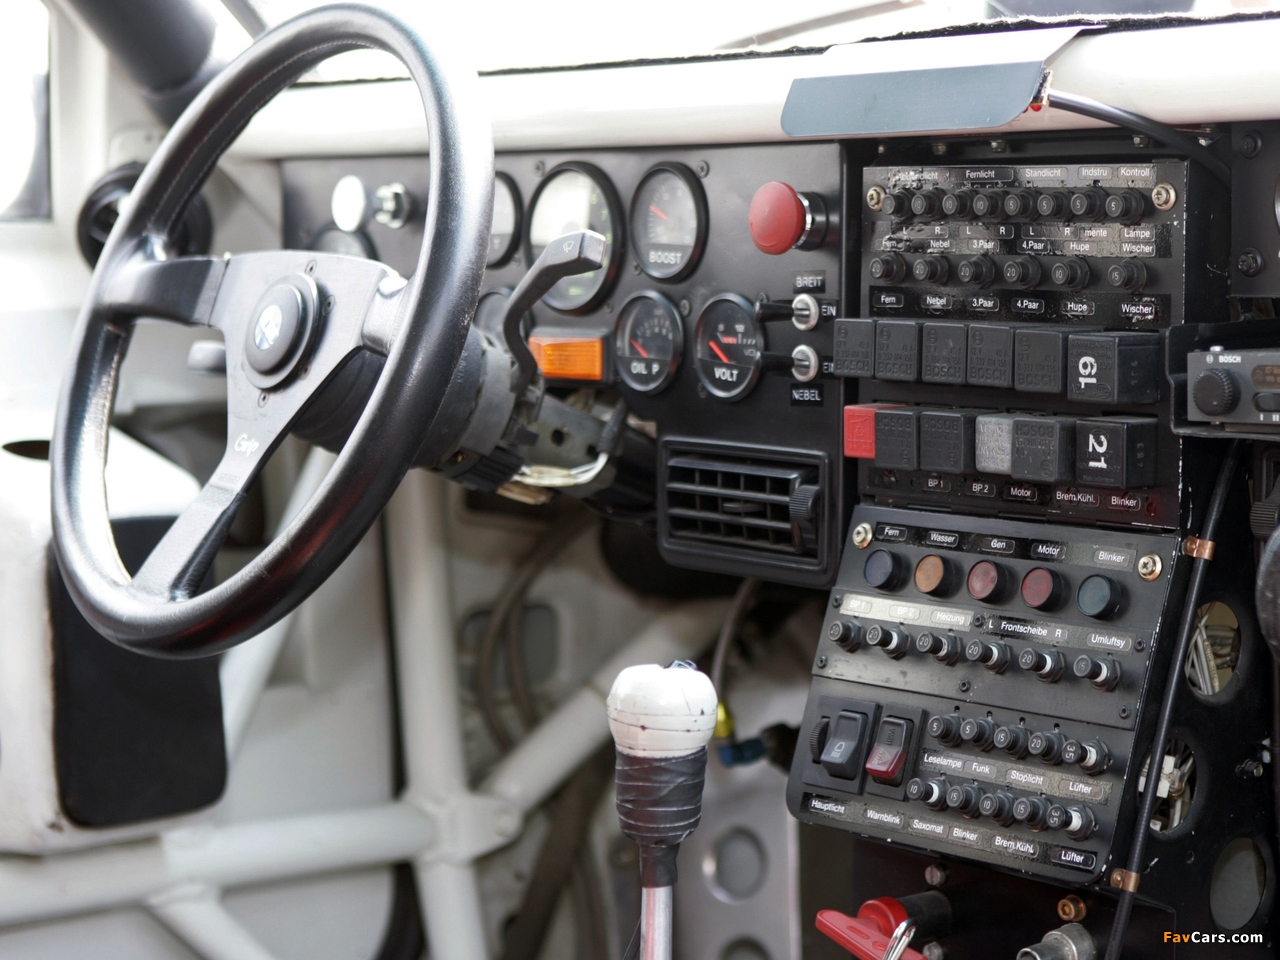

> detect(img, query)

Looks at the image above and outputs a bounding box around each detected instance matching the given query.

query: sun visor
[781,26,1085,138]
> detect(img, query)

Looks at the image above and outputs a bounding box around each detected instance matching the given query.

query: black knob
[1018,648,1065,683]
[913,255,950,284]
[972,191,1007,220]
[1105,188,1146,224]
[993,724,1031,759]
[916,631,962,665]
[946,783,985,817]
[1106,257,1148,291]
[927,714,964,747]
[866,624,911,658]
[957,255,997,287]
[1028,730,1066,764]
[911,189,945,220]
[1078,739,1113,775]
[1012,795,1051,829]
[959,717,997,750]
[1004,190,1039,220]
[1069,188,1107,221]
[809,717,830,760]
[1073,654,1123,691]
[869,253,907,285]
[1003,256,1042,289]
[1037,190,1071,219]
[864,549,903,590]
[942,190,975,219]
[964,639,1012,674]
[979,790,1017,825]
[1077,575,1122,619]
[827,620,862,652]
[881,190,915,219]
[1050,257,1091,291]
[1065,805,1097,841]
[1193,368,1240,416]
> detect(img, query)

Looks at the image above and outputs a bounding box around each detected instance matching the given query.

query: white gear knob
[606,661,718,759]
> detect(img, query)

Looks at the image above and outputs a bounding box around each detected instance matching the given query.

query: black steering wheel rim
[51,3,493,657]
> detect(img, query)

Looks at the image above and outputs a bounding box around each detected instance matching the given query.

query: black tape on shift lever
[614,746,708,888]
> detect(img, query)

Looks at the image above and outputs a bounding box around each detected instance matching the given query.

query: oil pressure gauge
[694,294,764,401]
[615,292,683,393]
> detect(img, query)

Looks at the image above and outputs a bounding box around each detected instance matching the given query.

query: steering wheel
[50,4,493,658]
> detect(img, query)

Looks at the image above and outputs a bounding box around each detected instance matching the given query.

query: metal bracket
[1110,868,1142,893]
[1183,536,1217,560]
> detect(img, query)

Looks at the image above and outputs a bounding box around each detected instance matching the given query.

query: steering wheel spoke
[101,252,227,327]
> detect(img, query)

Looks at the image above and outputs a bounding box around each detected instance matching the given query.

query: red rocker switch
[865,716,913,785]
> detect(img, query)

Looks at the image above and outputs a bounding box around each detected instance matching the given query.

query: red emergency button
[749,181,807,254]
[844,403,905,459]
[865,716,913,784]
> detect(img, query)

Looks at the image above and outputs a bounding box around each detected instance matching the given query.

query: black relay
[875,319,921,381]
[1011,416,1075,483]
[919,410,977,474]
[1075,417,1158,489]
[874,408,919,470]
[1067,333,1161,404]
[967,324,1015,388]
[1013,327,1069,394]
[921,322,966,384]
[833,319,874,378]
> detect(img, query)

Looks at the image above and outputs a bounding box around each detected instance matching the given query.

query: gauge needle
[709,340,730,363]
[631,339,650,358]
[649,204,668,220]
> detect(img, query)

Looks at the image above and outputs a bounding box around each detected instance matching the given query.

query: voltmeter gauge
[487,173,521,266]
[614,292,683,393]
[526,162,622,313]
[630,163,706,281]
[694,294,764,401]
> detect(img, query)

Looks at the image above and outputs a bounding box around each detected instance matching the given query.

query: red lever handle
[816,905,928,960]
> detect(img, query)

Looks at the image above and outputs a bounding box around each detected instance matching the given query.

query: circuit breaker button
[865,716,914,785]
[820,710,869,780]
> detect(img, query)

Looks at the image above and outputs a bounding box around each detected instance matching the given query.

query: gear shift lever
[607,661,718,960]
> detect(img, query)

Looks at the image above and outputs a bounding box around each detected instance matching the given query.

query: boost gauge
[615,292,683,393]
[694,294,764,401]
[630,162,706,281]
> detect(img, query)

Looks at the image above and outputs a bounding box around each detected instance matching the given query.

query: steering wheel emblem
[254,304,283,350]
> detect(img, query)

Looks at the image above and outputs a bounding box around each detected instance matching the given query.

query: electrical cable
[1045,89,1232,187]
[1102,440,1244,960]
[710,577,760,700]
[476,511,596,750]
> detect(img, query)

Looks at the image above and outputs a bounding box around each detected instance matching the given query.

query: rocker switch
[865,716,914,785]
[820,711,869,780]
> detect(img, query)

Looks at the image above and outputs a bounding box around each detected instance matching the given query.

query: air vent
[660,437,833,583]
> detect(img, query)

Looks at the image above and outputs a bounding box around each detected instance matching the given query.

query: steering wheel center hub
[244,274,318,386]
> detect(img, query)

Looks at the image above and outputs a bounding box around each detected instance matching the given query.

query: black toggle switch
[819,710,869,779]
[993,725,1031,759]
[827,620,862,652]
[1073,654,1122,691]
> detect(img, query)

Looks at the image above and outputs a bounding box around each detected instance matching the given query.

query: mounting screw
[972,615,985,628]
[1151,183,1177,212]
[989,140,1008,153]
[1241,130,1264,159]
[696,160,710,178]
[1058,895,1088,922]
[1119,706,1131,720]
[1238,248,1265,277]
[931,143,948,156]
[632,262,641,274]
[816,655,828,669]
[305,260,316,274]
[1138,554,1163,581]
[852,522,874,548]
[679,298,691,317]
[1133,135,1150,148]
[534,160,545,177]
[877,143,886,155]
[924,864,948,887]
[1135,638,1146,653]
[1110,868,1126,888]
[958,679,972,693]
[866,185,885,211]
[257,392,269,407]
[831,594,843,608]
[323,296,335,314]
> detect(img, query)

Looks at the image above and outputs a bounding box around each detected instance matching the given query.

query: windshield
[239,0,1280,77]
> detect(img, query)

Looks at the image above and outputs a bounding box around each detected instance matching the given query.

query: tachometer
[694,294,764,401]
[526,162,622,313]
[614,292,683,393]
[630,162,706,281]
[488,173,521,266]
